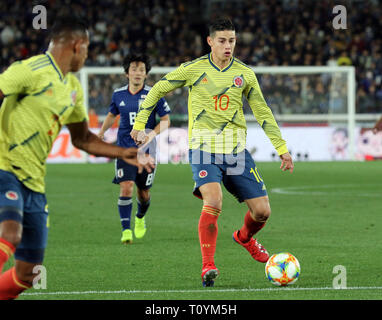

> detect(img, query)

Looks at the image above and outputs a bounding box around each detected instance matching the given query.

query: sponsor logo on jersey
[119,101,126,106]
[233,75,244,88]
[5,191,19,201]
[163,101,170,112]
[201,77,208,84]
[199,170,208,178]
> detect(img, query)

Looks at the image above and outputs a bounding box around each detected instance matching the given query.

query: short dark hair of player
[123,53,152,74]
[209,18,235,36]
[50,15,88,41]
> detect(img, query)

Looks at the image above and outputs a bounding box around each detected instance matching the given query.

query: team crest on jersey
[233,75,244,88]
[71,90,77,105]
[199,170,208,178]
[5,191,19,201]
[45,88,53,96]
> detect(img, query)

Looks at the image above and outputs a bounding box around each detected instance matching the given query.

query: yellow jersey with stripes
[0,52,88,193]
[133,53,288,155]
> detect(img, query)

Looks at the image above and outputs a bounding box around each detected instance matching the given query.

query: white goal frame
[79,65,362,160]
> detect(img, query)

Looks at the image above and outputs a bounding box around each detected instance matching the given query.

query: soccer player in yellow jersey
[0,16,153,300]
[131,18,294,287]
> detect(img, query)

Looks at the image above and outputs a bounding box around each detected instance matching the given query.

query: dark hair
[123,53,151,74]
[209,18,235,36]
[50,15,88,40]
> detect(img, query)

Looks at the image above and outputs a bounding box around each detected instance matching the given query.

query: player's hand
[131,129,147,146]
[141,130,156,148]
[97,131,105,140]
[137,149,156,174]
[121,147,155,173]
[372,117,382,134]
[280,152,294,173]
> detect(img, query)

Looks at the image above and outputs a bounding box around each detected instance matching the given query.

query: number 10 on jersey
[214,94,230,111]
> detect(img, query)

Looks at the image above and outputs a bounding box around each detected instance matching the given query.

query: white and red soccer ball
[265,252,300,286]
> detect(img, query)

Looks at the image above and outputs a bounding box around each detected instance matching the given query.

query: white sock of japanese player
[136,198,150,219]
[118,197,132,230]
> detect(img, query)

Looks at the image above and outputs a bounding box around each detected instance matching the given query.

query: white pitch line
[270,184,382,197]
[22,286,382,296]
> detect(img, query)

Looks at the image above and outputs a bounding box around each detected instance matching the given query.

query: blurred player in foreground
[0,16,153,300]
[131,18,293,287]
[98,53,170,244]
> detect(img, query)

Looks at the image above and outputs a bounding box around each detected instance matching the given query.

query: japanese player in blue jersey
[98,53,171,244]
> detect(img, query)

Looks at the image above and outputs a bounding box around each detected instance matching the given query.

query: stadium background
[1,0,381,163]
[2,0,381,164]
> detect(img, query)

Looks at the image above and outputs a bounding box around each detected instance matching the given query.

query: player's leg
[190,150,223,286]
[134,168,156,239]
[0,221,21,273]
[134,188,150,239]
[223,150,270,262]
[119,180,134,244]
[113,159,136,244]
[190,148,224,286]
[0,171,24,274]
[241,196,271,242]
[198,182,222,287]
[232,196,270,262]
[136,188,151,218]
[0,187,48,300]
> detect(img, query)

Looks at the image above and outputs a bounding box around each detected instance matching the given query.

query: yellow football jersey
[0,52,88,193]
[134,53,288,155]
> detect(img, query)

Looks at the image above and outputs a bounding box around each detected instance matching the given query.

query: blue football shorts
[189,149,268,202]
[112,159,156,190]
[0,170,48,263]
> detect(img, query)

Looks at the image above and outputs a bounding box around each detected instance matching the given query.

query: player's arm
[373,116,382,134]
[131,65,187,144]
[98,112,117,139]
[143,114,171,146]
[67,121,154,173]
[0,61,33,99]
[246,71,294,172]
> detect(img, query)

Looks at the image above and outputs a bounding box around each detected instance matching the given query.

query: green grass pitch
[10,161,382,300]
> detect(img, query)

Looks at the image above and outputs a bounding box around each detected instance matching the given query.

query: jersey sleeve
[0,61,34,96]
[133,64,187,130]
[108,93,120,116]
[245,70,288,155]
[63,76,89,125]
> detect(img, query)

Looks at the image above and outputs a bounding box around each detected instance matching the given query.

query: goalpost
[78,65,367,161]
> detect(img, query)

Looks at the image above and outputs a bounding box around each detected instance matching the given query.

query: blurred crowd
[1,0,381,118]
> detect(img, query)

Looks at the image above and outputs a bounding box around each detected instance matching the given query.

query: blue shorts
[189,149,267,202]
[112,159,156,190]
[0,170,48,263]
